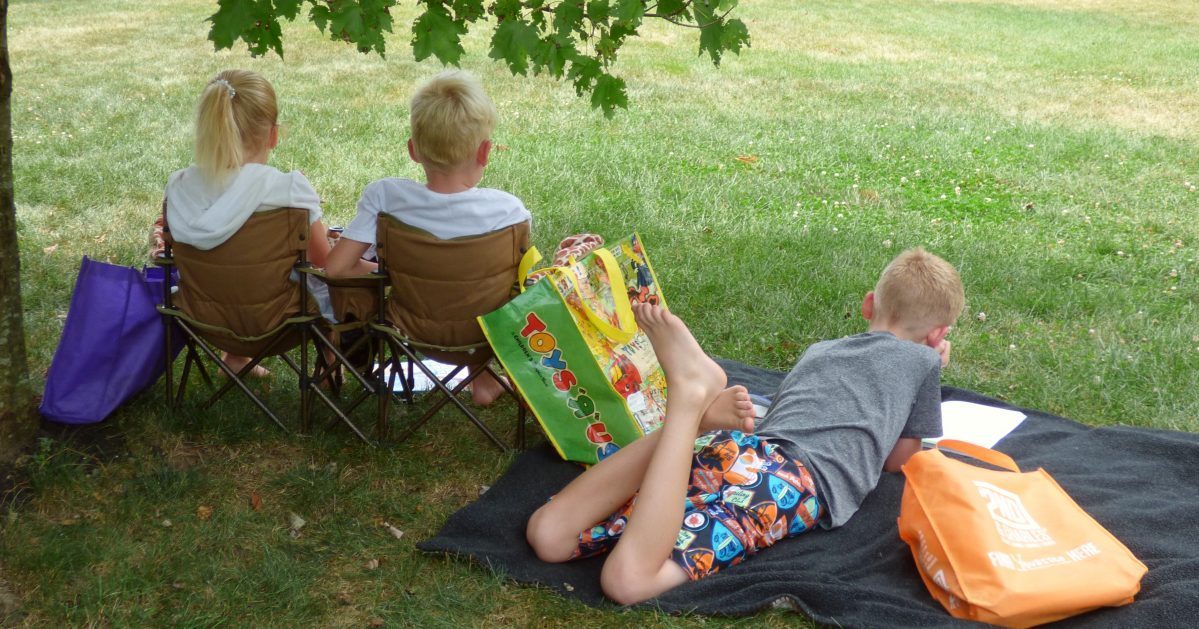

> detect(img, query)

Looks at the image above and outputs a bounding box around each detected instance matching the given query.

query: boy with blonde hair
[327,70,530,405]
[527,247,964,605]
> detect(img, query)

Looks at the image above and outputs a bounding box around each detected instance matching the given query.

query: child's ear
[407,138,420,164]
[476,139,492,167]
[861,291,876,321]
[267,124,280,150]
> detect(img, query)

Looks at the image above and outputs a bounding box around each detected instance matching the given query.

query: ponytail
[192,70,279,186]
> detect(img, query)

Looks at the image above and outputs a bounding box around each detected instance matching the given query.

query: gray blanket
[418,358,1199,627]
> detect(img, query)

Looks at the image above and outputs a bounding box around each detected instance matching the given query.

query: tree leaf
[656,0,687,17]
[590,73,628,117]
[615,0,645,23]
[207,0,258,52]
[412,3,467,64]
[587,0,612,24]
[531,35,574,77]
[489,18,540,76]
[554,0,585,37]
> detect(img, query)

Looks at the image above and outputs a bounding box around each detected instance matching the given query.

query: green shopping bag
[480,234,668,464]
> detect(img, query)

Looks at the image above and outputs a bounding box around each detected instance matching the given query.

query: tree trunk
[0,0,36,463]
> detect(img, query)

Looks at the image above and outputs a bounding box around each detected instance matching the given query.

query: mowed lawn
[4,0,1198,626]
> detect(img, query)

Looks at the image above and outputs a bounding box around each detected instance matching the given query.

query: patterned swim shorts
[571,430,822,580]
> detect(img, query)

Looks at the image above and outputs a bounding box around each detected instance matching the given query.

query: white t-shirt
[165,163,322,250]
[343,178,530,244]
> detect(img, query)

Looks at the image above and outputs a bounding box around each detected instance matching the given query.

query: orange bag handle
[935,439,1020,472]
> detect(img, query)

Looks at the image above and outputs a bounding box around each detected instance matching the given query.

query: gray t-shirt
[755,331,943,528]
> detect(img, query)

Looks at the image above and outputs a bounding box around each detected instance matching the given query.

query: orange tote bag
[898,440,1147,628]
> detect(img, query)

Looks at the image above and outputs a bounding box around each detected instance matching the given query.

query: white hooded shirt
[164,163,322,250]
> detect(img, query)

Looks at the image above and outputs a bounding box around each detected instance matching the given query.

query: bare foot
[632,303,726,416]
[700,385,755,434]
[221,352,270,378]
[469,367,508,406]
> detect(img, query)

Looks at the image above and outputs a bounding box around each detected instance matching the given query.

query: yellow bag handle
[536,247,636,344]
[571,247,636,343]
[936,439,1020,472]
[517,245,543,292]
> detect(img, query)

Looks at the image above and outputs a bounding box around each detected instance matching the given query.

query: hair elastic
[209,78,236,99]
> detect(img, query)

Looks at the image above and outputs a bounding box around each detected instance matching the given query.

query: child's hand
[934,339,952,368]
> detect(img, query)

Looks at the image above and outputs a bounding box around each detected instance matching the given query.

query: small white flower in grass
[984,197,992,203]
[1027,144,1035,149]
[883,239,893,248]
[940,194,947,200]
[1116,251,1125,257]
[984,136,991,142]
[832,227,838,233]
[900,176,908,184]
[1089,329,1096,335]
[1170,269,1179,278]
[976,312,986,321]
[1008,344,1016,350]
[954,186,962,196]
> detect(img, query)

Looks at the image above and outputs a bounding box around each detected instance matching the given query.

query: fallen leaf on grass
[734,154,759,165]
[250,492,262,511]
[336,591,353,606]
[363,558,379,571]
[564,583,575,592]
[369,619,385,628]
[196,505,213,521]
[382,522,404,540]
[42,244,58,254]
[288,512,306,538]
[478,485,491,496]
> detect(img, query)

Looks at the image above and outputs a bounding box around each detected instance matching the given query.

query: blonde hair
[194,69,278,185]
[873,247,965,333]
[409,70,496,170]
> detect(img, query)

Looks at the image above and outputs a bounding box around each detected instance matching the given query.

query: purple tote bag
[39,256,181,424]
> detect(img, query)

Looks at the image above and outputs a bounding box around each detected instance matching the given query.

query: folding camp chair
[368,215,530,451]
[156,207,376,443]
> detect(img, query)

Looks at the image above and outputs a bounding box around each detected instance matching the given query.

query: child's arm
[883,437,923,472]
[934,338,952,367]
[307,219,332,268]
[326,237,378,277]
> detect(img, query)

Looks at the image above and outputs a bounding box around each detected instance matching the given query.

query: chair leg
[394,361,510,452]
[485,361,529,450]
[164,316,174,407]
[187,333,290,432]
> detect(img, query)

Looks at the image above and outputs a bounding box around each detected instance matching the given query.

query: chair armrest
[300,266,385,290]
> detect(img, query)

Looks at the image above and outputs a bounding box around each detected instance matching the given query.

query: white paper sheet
[924,401,1027,448]
[381,360,467,394]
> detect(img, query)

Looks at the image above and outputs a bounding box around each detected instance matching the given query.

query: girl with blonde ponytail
[163,69,333,376]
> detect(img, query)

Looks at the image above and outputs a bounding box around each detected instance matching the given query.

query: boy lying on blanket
[526,247,965,604]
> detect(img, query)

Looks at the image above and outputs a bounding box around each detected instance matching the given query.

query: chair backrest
[376,215,529,350]
[167,208,310,339]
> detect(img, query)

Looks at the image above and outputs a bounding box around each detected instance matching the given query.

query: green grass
[5,0,1199,625]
